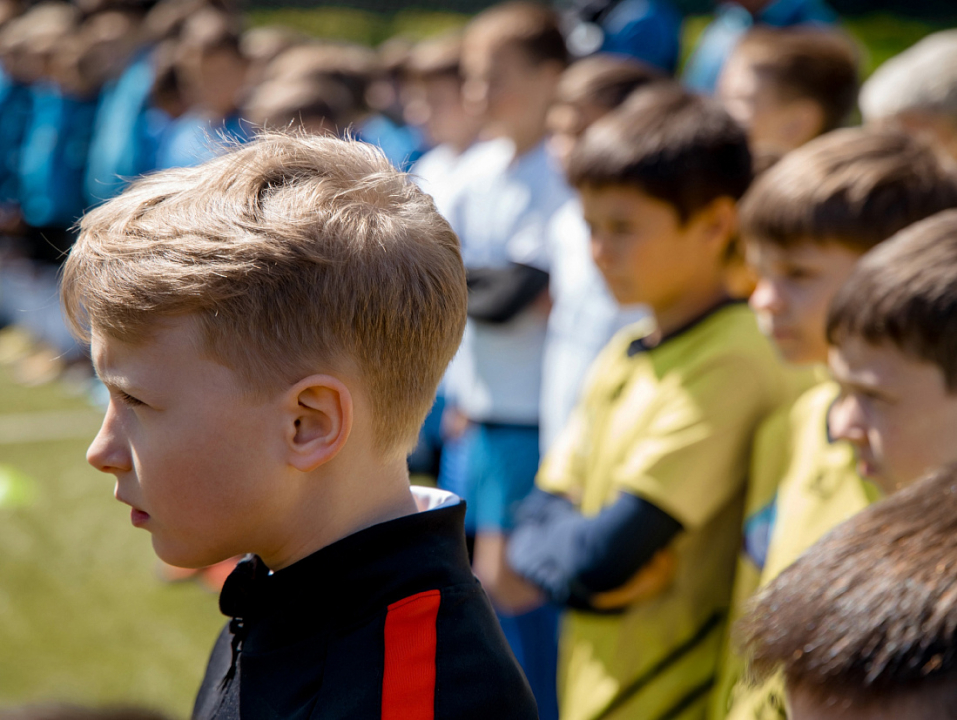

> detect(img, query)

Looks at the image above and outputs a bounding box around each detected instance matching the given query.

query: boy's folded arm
[465,263,549,323]
[507,488,682,611]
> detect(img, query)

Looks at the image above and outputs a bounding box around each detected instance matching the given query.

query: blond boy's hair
[62,133,468,457]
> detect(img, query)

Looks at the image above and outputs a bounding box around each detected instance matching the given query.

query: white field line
[0,409,104,445]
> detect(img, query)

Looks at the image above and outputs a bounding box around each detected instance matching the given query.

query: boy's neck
[653,281,731,338]
[261,458,418,572]
[509,127,547,159]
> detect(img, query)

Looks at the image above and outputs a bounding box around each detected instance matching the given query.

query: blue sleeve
[507,488,682,611]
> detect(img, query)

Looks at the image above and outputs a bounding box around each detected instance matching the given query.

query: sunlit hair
[738,463,957,713]
[740,127,957,251]
[61,132,468,457]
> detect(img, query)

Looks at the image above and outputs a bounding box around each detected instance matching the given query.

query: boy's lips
[130,507,151,527]
[115,490,150,527]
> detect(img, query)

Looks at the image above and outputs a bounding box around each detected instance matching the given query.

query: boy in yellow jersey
[506,83,787,720]
[739,463,957,720]
[714,129,957,719]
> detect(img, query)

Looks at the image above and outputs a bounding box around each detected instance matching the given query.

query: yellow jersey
[719,381,883,720]
[538,302,787,720]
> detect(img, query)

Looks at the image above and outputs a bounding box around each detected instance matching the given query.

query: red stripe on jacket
[382,589,441,720]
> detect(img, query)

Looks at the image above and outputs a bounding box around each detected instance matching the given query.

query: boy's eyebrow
[94,370,142,396]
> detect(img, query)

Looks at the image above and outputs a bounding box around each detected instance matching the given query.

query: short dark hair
[738,463,957,713]
[741,127,957,251]
[464,1,567,68]
[826,209,957,390]
[556,54,662,110]
[732,27,860,133]
[567,83,752,221]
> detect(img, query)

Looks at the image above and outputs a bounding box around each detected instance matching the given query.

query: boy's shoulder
[192,488,538,720]
[762,380,882,582]
[589,301,783,394]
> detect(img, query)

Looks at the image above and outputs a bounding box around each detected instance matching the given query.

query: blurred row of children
[403,3,957,719]
[4,0,957,717]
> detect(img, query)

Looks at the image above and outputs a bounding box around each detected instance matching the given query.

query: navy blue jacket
[192,492,538,720]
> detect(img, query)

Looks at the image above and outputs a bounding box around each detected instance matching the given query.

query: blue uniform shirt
[0,71,33,208]
[155,111,251,170]
[600,0,682,74]
[19,82,99,229]
[84,50,157,206]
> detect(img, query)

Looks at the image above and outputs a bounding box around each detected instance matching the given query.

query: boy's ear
[695,196,739,256]
[283,375,354,472]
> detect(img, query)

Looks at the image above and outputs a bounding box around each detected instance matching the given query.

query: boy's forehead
[746,236,863,264]
[828,335,931,390]
[90,317,202,374]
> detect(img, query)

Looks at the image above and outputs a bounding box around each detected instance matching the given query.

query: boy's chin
[152,537,229,571]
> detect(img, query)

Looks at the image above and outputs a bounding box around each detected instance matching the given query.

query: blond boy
[62,134,538,719]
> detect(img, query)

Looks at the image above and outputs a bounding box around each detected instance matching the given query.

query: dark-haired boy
[507,83,788,720]
[716,129,957,719]
[717,27,859,160]
[739,461,957,719]
[826,209,957,496]
[541,54,661,452]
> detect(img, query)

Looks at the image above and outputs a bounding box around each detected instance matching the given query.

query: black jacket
[192,492,539,720]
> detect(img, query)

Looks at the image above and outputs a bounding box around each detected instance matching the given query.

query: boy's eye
[784,266,815,281]
[116,390,145,408]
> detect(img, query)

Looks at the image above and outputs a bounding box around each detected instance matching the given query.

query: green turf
[0,364,223,718]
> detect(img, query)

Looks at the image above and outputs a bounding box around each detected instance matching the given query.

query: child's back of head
[719,27,859,158]
[244,76,356,135]
[739,462,957,719]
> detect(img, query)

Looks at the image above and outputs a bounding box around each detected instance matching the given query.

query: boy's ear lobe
[285,376,354,472]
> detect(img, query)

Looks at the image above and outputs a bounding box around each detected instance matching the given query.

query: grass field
[0,362,223,717]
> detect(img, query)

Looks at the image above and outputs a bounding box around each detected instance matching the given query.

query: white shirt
[412,143,477,221]
[445,139,575,424]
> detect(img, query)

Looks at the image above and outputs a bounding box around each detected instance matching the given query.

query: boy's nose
[590,234,614,271]
[828,395,866,446]
[749,278,784,315]
[86,405,132,475]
